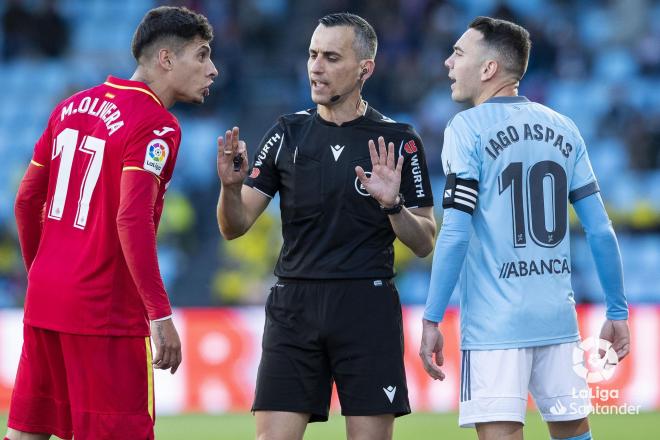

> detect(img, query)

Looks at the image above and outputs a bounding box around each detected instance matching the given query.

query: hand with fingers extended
[599,319,631,362]
[217,126,249,188]
[419,319,446,380]
[355,136,404,207]
[150,318,182,374]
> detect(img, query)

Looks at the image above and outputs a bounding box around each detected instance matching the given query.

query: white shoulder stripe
[274,134,285,165]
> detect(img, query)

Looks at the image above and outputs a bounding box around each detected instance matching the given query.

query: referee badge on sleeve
[443,173,479,214]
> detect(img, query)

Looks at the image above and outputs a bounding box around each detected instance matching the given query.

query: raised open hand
[217,126,248,188]
[354,136,404,207]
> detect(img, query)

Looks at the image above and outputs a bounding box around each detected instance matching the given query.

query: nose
[209,60,219,78]
[309,56,324,74]
[444,55,453,69]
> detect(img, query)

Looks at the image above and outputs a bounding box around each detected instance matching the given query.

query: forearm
[117,171,172,320]
[573,193,628,320]
[14,164,48,271]
[389,207,436,257]
[424,209,472,322]
[217,183,249,240]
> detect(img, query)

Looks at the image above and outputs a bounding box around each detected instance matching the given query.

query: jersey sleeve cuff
[422,311,444,323]
[606,310,629,320]
[150,313,173,322]
[243,180,275,198]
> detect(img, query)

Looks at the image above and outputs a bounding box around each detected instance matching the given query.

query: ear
[157,48,174,71]
[480,59,498,81]
[359,59,376,82]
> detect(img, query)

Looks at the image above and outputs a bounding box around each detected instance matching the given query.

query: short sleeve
[441,114,480,181]
[123,117,181,180]
[569,134,599,203]
[244,122,285,198]
[399,130,434,208]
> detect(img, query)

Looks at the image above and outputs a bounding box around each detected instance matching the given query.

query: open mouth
[311,79,328,90]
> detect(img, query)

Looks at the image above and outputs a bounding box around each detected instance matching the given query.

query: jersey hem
[24,318,150,338]
[461,333,579,350]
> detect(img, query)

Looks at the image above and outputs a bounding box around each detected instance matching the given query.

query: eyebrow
[309,49,342,58]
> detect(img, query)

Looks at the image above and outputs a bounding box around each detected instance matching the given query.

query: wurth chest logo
[254,132,281,167]
[410,154,425,198]
[331,145,345,161]
[498,258,571,279]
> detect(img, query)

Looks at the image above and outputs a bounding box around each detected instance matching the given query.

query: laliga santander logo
[572,337,619,383]
[148,140,168,163]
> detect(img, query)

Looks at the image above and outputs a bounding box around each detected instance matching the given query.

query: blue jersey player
[420,17,630,440]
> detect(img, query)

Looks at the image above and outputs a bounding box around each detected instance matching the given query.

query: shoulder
[362,106,420,137]
[529,102,583,139]
[445,110,477,137]
[277,107,316,127]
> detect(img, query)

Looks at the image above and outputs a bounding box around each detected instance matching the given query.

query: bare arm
[388,206,436,257]
[355,137,437,257]
[216,126,270,239]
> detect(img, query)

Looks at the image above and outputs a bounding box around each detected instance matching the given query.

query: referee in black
[217,13,436,440]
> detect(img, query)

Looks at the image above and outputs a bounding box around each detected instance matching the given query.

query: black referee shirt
[244,105,434,279]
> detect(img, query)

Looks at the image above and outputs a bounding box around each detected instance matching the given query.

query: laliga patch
[143,138,169,176]
[249,167,261,179]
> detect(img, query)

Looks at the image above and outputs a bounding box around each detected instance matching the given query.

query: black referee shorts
[252,278,410,422]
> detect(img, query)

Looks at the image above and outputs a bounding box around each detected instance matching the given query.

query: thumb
[355,166,368,184]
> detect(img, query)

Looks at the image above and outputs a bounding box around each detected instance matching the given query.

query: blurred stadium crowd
[0,0,658,308]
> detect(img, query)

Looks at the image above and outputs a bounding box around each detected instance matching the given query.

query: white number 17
[48,128,105,229]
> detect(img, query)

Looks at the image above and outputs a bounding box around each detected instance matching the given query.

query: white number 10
[48,128,105,229]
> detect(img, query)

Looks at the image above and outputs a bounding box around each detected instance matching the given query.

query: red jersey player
[6,6,217,440]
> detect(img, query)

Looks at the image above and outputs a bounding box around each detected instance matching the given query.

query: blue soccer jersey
[436,96,600,349]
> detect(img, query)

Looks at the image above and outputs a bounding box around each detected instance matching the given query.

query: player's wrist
[422,318,440,327]
[380,193,404,214]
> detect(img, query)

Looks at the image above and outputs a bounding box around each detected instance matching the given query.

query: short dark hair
[319,12,377,60]
[132,6,214,62]
[469,16,531,80]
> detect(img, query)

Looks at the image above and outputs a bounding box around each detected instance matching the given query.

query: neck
[130,67,174,108]
[317,90,366,125]
[473,80,519,106]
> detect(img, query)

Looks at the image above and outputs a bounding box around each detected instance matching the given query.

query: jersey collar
[314,104,372,127]
[484,96,530,104]
[103,76,164,107]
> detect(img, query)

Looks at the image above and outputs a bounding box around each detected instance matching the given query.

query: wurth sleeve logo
[404,140,418,154]
[410,154,425,198]
[254,132,282,167]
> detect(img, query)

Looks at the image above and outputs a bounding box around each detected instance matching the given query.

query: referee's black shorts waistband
[276,277,395,286]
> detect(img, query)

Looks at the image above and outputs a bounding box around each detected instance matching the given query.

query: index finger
[368,139,379,167]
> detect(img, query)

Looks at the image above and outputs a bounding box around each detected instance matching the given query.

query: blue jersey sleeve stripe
[569,181,600,203]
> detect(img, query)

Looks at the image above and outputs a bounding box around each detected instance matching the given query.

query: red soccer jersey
[21,76,181,336]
